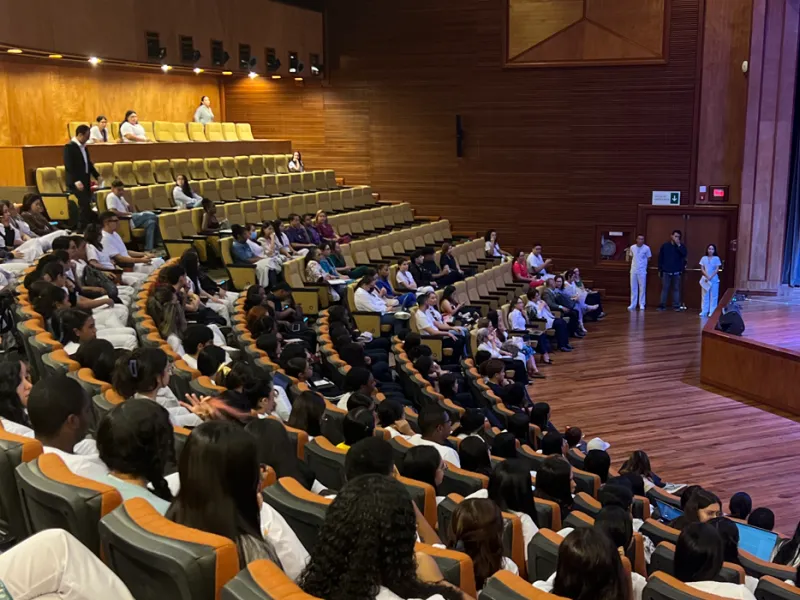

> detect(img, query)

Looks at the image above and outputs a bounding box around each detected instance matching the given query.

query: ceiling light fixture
[88,56,101,65]
[271,75,281,79]
[6,48,22,54]
[222,70,233,75]
[193,67,204,74]
[248,71,258,79]
[161,64,172,72]
[294,77,303,82]
[48,54,63,59]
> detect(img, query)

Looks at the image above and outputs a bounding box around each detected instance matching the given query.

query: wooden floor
[529,303,800,534]
[737,299,800,352]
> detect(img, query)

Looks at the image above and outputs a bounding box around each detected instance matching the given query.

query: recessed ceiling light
[222,70,233,75]
[193,67,204,74]
[7,49,22,54]
[248,71,258,79]
[271,75,281,79]
[294,77,303,82]
[88,56,101,65]
[161,64,172,72]
[48,54,63,59]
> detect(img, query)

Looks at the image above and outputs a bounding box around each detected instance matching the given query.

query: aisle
[527,302,800,533]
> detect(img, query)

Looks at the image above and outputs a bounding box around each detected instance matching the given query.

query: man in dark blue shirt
[657,229,688,311]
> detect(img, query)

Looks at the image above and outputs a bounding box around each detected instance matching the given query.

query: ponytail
[53,308,91,344]
[112,348,168,398]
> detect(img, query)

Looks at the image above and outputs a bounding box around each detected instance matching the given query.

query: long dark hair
[287,391,325,437]
[97,398,174,501]
[487,459,538,525]
[180,249,201,284]
[534,456,574,516]
[400,446,440,489]
[74,339,117,382]
[491,432,518,459]
[178,174,193,197]
[707,517,740,565]
[619,450,654,479]
[84,223,103,249]
[112,348,168,398]
[298,474,461,600]
[54,308,91,345]
[245,418,315,490]
[551,528,631,600]
[676,488,720,528]
[0,361,30,426]
[674,522,724,583]
[166,421,281,569]
[31,282,67,322]
[458,436,492,477]
[448,498,504,590]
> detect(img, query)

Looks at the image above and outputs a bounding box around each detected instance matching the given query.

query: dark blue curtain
[782,44,800,285]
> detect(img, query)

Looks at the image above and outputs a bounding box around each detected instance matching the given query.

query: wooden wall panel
[225,0,702,298]
[0,59,221,146]
[696,0,753,205]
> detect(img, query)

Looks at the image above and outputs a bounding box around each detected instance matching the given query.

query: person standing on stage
[699,244,722,317]
[626,234,651,311]
[657,230,688,312]
[63,124,99,232]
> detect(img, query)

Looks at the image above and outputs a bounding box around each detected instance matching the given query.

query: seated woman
[484,229,510,259]
[0,201,45,273]
[674,523,756,599]
[181,249,237,325]
[95,398,175,513]
[288,150,305,172]
[172,174,203,209]
[0,360,33,437]
[440,285,480,327]
[166,422,290,573]
[458,436,492,477]
[533,527,633,599]
[305,247,342,302]
[337,407,375,451]
[512,250,542,287]
[246,417,316,486]
[448,498,519,588]
[30,281,70,332]
[469,459,539,558]
[554,274,598,335]
[618,450,664,493]
[200,198,223,234]
[54,307,137,353]
[534,456,575,518]
[328,304,391,357]
[20,194,57,237]
[400,446,446,504]
[84,223,147,289]
[526,288,572,352]
[507,297,553,366]
[395,258,432,296]
[315,210,351,245]
[119,110,147,143]
[376,399,415,439]
[286,390,326,441]
[319,241,349,279]
[272,218,306,259]
[89,114,111,143]
[668,488,721,530]
[438,372,476,410]
[569,267,605,320]
[491,431,519,459]
[298,474,465,600]
[375,263,416,309]
[475,327,532,382]
[257,222,288,271]
[440,242,473,278]
[353,274,408,334]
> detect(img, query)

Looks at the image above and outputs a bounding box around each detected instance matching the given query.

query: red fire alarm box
[708,185,729,203]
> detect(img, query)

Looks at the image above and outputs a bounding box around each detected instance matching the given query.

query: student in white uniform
[103,183,161,252]
[119,110,148,142]
[0,360,34,438]
[27,375,110,481]
[626,234,652,311]
[399,446,446,505]
[0,529,135,600]
[407,405,460,468]
[100,211,163,276]
[89,114,112,143]
[57,307,137,354]
[84,222,148,289]
[193,96,215,125]
[674,522,756,599]
[173,174,203,209]
[484,229,510,259]
[699,244,722,317]
[527,243,554,280]
[298,474,462,600]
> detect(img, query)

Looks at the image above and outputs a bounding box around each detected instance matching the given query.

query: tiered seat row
[67,121,256,143]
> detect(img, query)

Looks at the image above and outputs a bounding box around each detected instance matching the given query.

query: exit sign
[652,191,681,206]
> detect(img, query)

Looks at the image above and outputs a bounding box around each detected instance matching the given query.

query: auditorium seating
[0,422,42,541]
[262,477,332,554]
[482,570,567,599]
[64,120,256,144]
[221,560,316,600]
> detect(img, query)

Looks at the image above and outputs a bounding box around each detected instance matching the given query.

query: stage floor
[735,297,800,352]
[529,302,800,534]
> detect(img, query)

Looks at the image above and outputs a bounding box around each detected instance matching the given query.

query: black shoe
[597,312,606,320]
[657,306,666,311]
[673,307,682,312]
[559,346,572,352]
[574,331,586,338]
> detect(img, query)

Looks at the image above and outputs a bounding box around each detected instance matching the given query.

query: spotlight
[222,71,233,76]
[193,67,204,74]
[271,75,282,80]
[48,54,63,59]
[294,77,304,82]
[161,64,172,72]
[267,57,281,72]
[288,52,304,74]
[248,71,258,79]
[240,57,257,71]
[88,56,102,66]
[6,48,22,54]
[311,65,322,76]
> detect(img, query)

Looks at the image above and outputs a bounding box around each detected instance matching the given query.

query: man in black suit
[63,124,99,232]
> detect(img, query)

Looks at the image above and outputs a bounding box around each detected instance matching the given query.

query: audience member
[287,391,326,439]
[74,338,117,382]
[728,492,752,520]
[200,198,222,234]
[619,450,663,492]
[669,488,722,530]
[173,174,202,209]
[20,194,56,237]
[583,449,611,483]
[245,418,316,491]
[315,211,350,245]
[194,95,214,124]
[89,114,111,143]
[400,446,445,501]
[534,456,575,518]
[376,399,415,438]
[231,224,277,288]
[564,426,585,452]
[748,507,775,531]
[288,151,304,172]
[594,506,647,598]
[0,360,33,436]
[491,431,519,459]
[119,110,147,143]
[103,182,160,251]
[458,436,492,477]
[338,407,375,450]
[773,521,800,567]
[484,229,510,258]
[408,405,460,467]
[286,213,316,253]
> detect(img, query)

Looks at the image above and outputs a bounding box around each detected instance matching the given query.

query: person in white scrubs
[626,234,651,311]
[699,244,722,317]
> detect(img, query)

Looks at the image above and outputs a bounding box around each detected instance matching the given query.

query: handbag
[82,265,119,300]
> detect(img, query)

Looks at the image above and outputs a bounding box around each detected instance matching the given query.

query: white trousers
[97,327,139,350]
[701,279,720,317]
[92,300,129,328]
[204,291,237,326]
[0,529,135,600]
[629,271,647,309]
[255,259,274,288]
[36,230,69,253]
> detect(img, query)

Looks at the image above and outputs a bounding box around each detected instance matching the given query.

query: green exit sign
[652,191,681,206]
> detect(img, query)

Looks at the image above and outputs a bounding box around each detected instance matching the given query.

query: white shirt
[0,417,33,438]
[396,270,416,289]
[408,434,460,468]
[477,341,503,358]
[629,244,652,273]
[274,386,292,422]
[700,255,722,282]
[172,186,202,209]
[534,571,647,600]
[194,105,214,125]
[260,502,309,581]
[486,241,502,258]
[87,243,115,270]
[247,238,264,258]
[89,125,109,143]
[687,582,756,600]
[70,138,89,173]
[101,230,129,259]
[527,252,549,277]
[355,287,388,314]
[464,489,539,560]
[415,307,438,334]
[376,588,446,600]
[120,122,146,142]
[105,192,131,214]
[509,309,527,331]
[42,446,109,481]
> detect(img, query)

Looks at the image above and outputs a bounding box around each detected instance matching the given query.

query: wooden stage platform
[701,289,800,416]
[530,300,800,533]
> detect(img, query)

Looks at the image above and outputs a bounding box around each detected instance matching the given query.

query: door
[638,206,738,309]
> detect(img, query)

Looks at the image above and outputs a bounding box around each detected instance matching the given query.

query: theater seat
[67,121,89,138]
[140,121,155,140]
[189,158,208,180]
[534,498,562,532]
[100,497,240,600]
[133,160,156,185]
[154,121,175,142]
[527,529,563,583]
[737,550,796,583]
[482,570,569,599]
[236,123,255,141]
[396,473,437,529]
[640,519,680,547]
[204,158,224,179]
[650,541,744,584]
[221,156,237,178]
[0,422,42,541]
[262,477,332,554]
[188,122,208,142]
[754,576,800,600]
[153,159,173,183]
[113,161,137,186]
[221,560,318,600]
[234,155,251,177]
[304,437,346,490]
[206,122,224,141]
[95,162,114,185]
[439,463,487,497]
[249,155,265,176]
[416,542,477,599]
[40,349,80,378]
[171,158,189,179]
[643,572,732,600]
[93,388,126,422]
[172,122,190,141]
[35,167,73,221]
[15,453,122,554]
[222,122,239,141]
